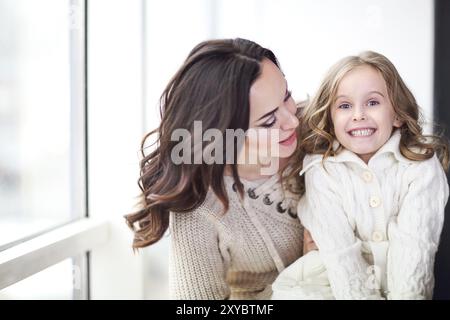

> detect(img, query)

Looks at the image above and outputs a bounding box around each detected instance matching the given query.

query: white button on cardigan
[362,171,373,183]
[372,231,384,242]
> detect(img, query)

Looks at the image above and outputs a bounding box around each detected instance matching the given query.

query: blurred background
[0,0,449,299]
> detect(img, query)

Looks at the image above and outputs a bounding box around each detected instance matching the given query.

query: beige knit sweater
[169,174,304,300]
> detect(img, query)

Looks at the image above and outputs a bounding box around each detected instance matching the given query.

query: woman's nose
[280,106,299,130]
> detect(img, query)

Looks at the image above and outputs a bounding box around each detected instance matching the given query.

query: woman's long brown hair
[125,38,283,249]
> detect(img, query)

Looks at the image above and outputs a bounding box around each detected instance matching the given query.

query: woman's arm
[300,164,383,299]
[303,229,318,253]
[169,209,230,299]
[387,155,449,299]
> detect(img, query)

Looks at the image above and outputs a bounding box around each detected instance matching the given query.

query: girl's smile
[347,127,377,137]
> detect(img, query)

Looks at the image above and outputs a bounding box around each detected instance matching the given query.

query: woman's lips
[279,132,297,146]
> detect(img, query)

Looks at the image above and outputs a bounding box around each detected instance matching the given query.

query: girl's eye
[261,116,277,128]
[338,103,351,109]
[367,100,379,106]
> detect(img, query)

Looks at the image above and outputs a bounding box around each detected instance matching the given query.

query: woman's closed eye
[261,115,277,128]
[259,89,291,128]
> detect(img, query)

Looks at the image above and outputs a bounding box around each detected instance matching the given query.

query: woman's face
[244,58,299,168]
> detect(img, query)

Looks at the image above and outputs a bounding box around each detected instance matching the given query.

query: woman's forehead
[249,60,286,120]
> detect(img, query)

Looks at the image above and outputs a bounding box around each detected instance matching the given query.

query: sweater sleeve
[299,164,383,299]
[387,155,449,299]
[169,208,231,300]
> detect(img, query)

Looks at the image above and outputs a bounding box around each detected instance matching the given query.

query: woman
[125,38,312,299]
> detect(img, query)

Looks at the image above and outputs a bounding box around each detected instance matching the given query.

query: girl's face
[246,58,299,165]
[331,65,402,163]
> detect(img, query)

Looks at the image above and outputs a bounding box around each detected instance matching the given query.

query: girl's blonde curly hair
[289,51,449,184]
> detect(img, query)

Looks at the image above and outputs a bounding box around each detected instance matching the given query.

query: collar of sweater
[300,129,416,176]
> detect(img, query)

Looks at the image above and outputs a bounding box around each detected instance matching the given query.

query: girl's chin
[345,141,378,155]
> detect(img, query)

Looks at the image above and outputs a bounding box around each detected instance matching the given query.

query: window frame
[0,0,109,299]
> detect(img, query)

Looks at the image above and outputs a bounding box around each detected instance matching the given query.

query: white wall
[88,0,145,299]
[144,0,214,131]
[215,0,434,131]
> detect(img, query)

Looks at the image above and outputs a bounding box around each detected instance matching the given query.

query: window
[0,255,87,299]
[0,0,86,250]
[0,0,98,301]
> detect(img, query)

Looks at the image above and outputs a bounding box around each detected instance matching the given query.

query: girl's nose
[352,106,366,121]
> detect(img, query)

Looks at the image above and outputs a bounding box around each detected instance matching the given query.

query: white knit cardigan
[298,129,449,299]
[169,173,304,299]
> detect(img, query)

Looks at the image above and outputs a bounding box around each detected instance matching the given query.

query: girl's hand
[303,229,318,254]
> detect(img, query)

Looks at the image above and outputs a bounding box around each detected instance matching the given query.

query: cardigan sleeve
[299,164,383,299]
[387,154,449,299]
[169,208,231,299]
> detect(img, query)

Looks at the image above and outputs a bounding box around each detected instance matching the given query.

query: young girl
[273,51,449,300]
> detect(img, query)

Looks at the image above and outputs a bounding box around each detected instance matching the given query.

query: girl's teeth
[350,129,374,137]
